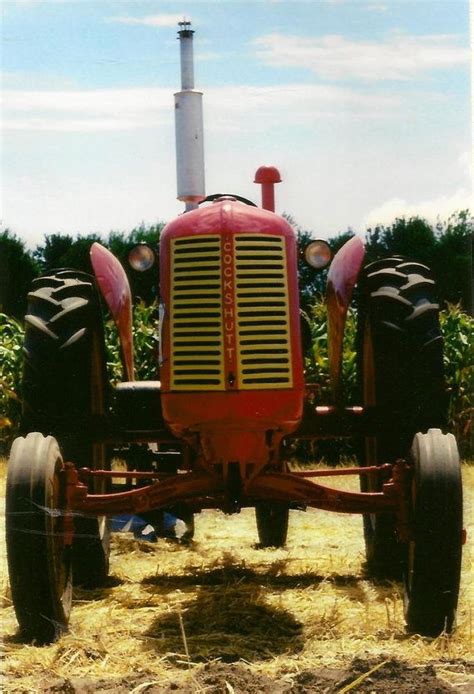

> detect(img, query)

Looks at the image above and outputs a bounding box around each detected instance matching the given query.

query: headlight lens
[128,244,156,272]
[304,240,332,269]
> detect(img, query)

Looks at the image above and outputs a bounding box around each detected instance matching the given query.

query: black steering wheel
[198,193,257,207]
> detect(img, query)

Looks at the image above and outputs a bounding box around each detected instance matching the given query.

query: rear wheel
[22,269,110,587]
[404,429,462,636]
[6,433,72,643]
[357,257,446,578]
[255,502,289,548]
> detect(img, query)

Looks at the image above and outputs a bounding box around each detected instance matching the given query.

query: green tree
[433,211,472,312]
[107,222,164,304]
[364,216,437,266]
[34,233,102,275]
[363,212,472,312]
[33,223,165,304]
[284,214,355,309]
[0,230,39,318]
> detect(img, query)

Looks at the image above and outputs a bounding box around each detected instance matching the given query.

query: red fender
[326,236,365,402]
[90,242,134,381]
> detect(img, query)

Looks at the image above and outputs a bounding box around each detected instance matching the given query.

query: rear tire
[357,257,446,578]
[404,429,463,636]
[22,269,111,587]
[255,502,289,548]
[6,433,72,643]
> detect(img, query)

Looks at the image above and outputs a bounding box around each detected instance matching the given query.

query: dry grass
[0,457,472,692]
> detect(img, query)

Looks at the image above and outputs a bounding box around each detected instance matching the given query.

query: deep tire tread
[359,257,446,434]
[23,272,105,428]
[357,256,447,579]
[22,270,111,588]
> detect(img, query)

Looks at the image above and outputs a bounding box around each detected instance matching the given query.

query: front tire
[6,433,72,643]
[404,429,463,636]
[22,269,111,586]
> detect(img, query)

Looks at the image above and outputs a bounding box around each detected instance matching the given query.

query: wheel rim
[362,319,378,532]
[404,476,416,613]
[48,465,73,615]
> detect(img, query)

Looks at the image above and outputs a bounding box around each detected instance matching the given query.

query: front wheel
[6,433,72,643]
[404,429,463,636]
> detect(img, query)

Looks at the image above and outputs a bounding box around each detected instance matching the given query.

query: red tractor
[6,180,464,643]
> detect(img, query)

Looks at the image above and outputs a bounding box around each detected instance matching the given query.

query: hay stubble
[1,461,472,692]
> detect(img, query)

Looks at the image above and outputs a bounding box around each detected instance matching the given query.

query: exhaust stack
[175,21,205,211]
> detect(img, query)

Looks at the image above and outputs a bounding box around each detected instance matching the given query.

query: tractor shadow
[72,574,124,602]
[143,581,304,662]
[141,558,399,662]
[142,564,365,591]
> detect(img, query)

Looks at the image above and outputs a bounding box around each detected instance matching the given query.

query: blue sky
[1,0,471,247]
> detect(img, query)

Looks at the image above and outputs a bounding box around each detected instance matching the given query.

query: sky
[1,0,472,248]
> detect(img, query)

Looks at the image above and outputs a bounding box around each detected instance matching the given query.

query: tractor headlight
[304,240,332,270]
[128,244,156,272]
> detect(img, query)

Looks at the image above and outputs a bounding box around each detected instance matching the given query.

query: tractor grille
[235,235,292,389]
[169,233,292,390]
[170,235,225,390]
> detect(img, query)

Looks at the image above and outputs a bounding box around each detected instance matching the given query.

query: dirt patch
[37,659,473,693]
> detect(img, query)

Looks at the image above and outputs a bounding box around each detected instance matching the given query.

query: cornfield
[0,302,472,455]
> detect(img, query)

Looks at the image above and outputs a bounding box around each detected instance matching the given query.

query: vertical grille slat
[170,235,225,390]
[235,235,292,389]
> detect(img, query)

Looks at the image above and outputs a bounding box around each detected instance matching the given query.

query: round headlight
[128,244,156,272]
[304,240,332,270]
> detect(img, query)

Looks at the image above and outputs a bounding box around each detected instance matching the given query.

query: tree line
[294,211,472,312]
[0,211,472,319]
[0,223,164,319]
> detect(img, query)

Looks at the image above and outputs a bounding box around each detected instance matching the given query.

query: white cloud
[1,70,77,90]
[10,0,67,4]
[457,150,472,180]
[197,51,220,62]
[253,33,469,81]
[363,189,472,229]
[110,14,188,28]
[364,3,389,11]
[2,87,172,131]
[2,83,402,133]
[207,84,401,132]
[2,173,182,249]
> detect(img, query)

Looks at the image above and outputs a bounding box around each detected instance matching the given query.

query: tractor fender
[326,235,365,402]
[90,242,134,380]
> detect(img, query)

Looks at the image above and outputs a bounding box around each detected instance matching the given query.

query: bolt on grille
[234,235,292,389]
[170,235,225,390]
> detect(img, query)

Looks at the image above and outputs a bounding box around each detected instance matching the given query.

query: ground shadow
[142,563,393,592]
[72,574,124,602]
[139,555,405,650]
[143,580,304,662]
